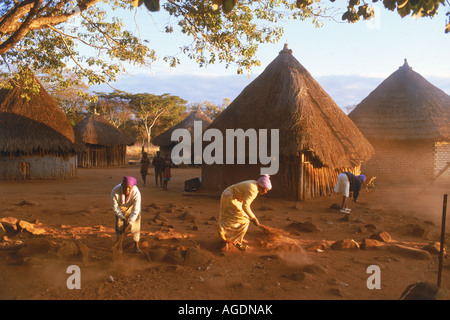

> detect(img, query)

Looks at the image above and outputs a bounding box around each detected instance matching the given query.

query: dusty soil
[0,165,449,301]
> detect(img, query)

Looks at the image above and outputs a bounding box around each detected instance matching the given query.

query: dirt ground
[0,165,449,301]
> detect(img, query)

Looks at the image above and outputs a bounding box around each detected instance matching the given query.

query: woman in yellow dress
[217,174,272,250]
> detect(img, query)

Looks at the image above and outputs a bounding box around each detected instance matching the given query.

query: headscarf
[122,176,137,187]
[257,174,272,190]
[358,175,366,183]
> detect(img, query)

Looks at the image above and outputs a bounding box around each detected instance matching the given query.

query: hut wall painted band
[0,155,77,180]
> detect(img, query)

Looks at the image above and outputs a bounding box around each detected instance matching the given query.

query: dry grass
[111,233,125,258]
[259,224,301,246]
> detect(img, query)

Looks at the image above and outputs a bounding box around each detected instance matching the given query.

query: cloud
[91,72,257,106]
[92,72,450,112]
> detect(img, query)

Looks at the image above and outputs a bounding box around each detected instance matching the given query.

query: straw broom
[259,224,293,238]
[112,232,125,256]
[258,223,304,247]
[112,220,131,256]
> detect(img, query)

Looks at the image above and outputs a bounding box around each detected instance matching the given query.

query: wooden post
[437,194,448,287]
[299,154,304,201]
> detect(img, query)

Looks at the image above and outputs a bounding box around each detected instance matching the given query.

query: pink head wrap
[257,174,272,190]
[122,176,137,187]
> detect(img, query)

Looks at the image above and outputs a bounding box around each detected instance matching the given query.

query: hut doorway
[19,161,30,180]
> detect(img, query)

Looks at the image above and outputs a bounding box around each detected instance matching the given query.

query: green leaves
[143,0,160,12]
[396,0,444,18]
[222,0,237,14]
[0,0,448,98]
[296,0,314,9]
[446,10,450,33]
[340,0,446,23]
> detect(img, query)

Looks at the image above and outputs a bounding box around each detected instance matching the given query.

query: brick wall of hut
[361,140,449,183]
[435,142,450,180]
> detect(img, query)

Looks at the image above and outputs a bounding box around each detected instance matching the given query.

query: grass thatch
[349,60,450,142]
[0,74,84,154]
[207,45,374,168]
[152,110,213,147]
[74,113,135,147]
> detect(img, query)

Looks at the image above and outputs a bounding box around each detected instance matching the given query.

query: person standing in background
[162,154,172,190]
[152,151,164,187]
[139,152,151,186]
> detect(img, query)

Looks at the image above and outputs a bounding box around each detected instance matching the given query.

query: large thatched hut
[200,44,374,200]
[152,109,213,157]
[348,60,450,183]
[74,112,135,167]
[0,74,83,179]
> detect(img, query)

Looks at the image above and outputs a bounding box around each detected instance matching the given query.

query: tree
[189,98,229,120]
[93,91,134,129]
[0,0,155,96]
[45,73,92,125]
[1,0,448,93]
[115,92,187,151]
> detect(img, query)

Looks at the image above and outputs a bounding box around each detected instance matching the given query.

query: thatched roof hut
[201,44,374,200]
[0,74,83,179]
[152,109,213,157]
[349,59,450,182]
[74,112,135,167]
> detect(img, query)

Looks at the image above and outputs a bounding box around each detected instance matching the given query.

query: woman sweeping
[111,176,142,253]
[217,174,272,251]
[334,172,366,214]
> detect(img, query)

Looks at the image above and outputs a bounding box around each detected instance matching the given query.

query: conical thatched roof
[151,109,213,147]
[208,44,374,168]
[74,112,135,147]
[0,74,83,154]
[348,60,450,141]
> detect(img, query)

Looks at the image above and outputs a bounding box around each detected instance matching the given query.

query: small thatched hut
[0,74,84,180]
[74,112,135,167]
[151,109,213,157]
[348,60,450,183]
[200,44,374,200]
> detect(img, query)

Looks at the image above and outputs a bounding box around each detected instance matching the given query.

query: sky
[90,2,450,112]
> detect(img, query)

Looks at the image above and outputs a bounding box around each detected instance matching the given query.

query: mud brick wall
[361,140,439,183]
[435,141,450,179]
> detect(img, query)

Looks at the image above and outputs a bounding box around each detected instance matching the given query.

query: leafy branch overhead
[338,0,449,25]
[0,0,448,95]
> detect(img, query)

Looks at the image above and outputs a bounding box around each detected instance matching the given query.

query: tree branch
[0,0,102,55]
[47,24,105,50]
[49,25,119,91]
[0,0,42,55]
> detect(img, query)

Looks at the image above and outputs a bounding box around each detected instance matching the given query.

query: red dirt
[0,166,449,301]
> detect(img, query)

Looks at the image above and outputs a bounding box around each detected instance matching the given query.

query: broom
[112,220,130,256]
[112,232,125,256]
[259,224,292,237]
[258,224,300,245]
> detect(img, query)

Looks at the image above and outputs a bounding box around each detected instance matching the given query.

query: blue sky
[91,2,450,111]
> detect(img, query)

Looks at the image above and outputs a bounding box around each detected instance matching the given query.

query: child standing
[162,154,172,190]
